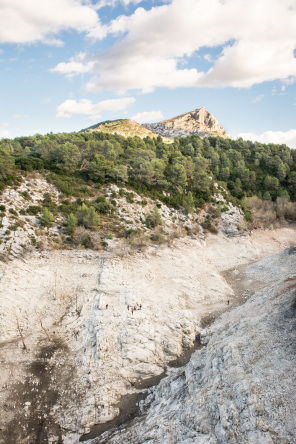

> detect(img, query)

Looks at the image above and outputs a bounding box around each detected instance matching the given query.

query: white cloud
[204,54,214,63]
[0,0,102,45]
[238,129,296,148]
[52,0,296,92]
[56,97,136,118]
[97,0,143,8]
[253,94,264,103]
[51,52,96,75]
[131,110,164,123]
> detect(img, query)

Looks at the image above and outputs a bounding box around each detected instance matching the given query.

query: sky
[1,0,296,147]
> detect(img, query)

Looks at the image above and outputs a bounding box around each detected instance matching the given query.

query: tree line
[0,130,295,211]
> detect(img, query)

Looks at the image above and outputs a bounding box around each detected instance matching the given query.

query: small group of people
[127,303,142,314]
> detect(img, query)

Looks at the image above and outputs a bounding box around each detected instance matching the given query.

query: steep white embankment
[92,246,296,444]
[0,228,295,444]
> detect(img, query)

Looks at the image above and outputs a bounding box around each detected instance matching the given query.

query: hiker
[131,308,134,315]
[127,305,129,310]
[139,304,142,310]
[134,305,137,310]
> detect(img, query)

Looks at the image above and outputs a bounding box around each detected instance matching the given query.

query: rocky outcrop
[143,107,230,140]
[90,247,296,444]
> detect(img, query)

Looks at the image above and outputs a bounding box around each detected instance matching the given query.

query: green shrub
[21,190,31,200]
[126,192,135,203]
[78,185,90,194]
[145,207,163,228]
[244,211,253,222]
[214,207,221,218]
[42,193,58,214]
[183,191,195,214]
[67,213,78,234]
[96,201,112,214]
[27,205,41,215]
[59,203,73,216]
[40,208,54,227]
[84,207,101,231]
[77,204,101,230]
[29,235,37,245]
[201,221,218,234]
[150,230,166,243]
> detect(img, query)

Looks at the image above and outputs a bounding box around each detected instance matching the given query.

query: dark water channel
[80,337,204,442]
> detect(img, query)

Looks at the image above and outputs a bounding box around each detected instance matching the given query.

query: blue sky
[1,0,296,147]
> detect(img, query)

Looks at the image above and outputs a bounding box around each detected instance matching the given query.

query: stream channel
[80,262,257,443]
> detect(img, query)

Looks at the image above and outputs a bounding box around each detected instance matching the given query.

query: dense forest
[1,131,295,206]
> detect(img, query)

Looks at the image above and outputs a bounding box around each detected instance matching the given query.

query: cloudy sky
[1,0,296,146]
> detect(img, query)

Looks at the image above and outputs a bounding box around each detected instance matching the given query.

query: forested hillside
[1,131,295,203]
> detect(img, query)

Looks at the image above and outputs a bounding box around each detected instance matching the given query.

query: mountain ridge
[81,107,230,140]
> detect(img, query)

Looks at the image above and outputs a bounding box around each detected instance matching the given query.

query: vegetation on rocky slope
[0,130,295,258]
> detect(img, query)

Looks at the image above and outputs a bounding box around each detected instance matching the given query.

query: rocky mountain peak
[82,107,230,140]
[143,106,230,140]
[160,106,230,138]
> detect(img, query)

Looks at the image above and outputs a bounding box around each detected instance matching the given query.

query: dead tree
[16,315,27,350]
[39,318,51,340]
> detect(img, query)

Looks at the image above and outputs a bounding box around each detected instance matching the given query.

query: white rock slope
[91,247,296,444]
[0,228,295,443]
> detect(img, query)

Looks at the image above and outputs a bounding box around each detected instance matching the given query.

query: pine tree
[67,213,78,234]
[84,207,101,231]
[183,191,195,214]
[40,208,54,228]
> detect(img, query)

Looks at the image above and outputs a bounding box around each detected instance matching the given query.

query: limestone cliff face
[143,107,231,139]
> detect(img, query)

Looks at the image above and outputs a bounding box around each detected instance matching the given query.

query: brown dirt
[0,337,75,444]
